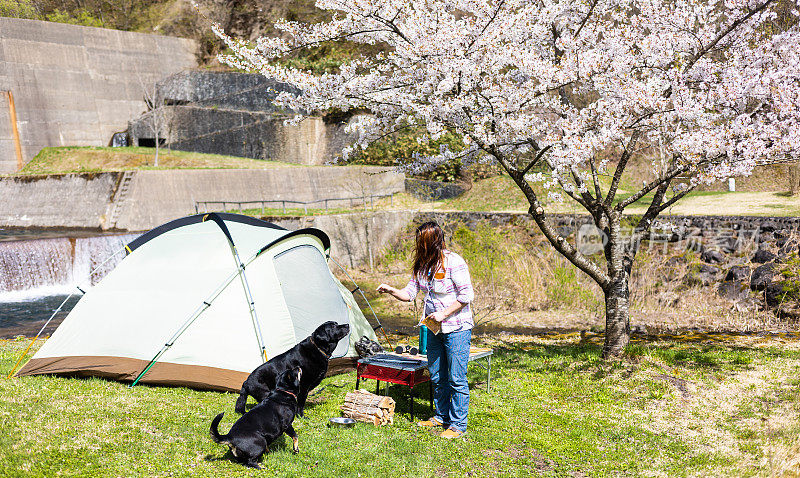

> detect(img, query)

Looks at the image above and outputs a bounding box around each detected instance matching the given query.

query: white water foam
[0,233,139,302]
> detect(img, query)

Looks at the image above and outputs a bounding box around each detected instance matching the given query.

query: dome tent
[15,213,379,391]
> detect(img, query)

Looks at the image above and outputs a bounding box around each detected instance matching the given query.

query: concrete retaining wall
[0,172,120,228]
[0,18,197,173]
[116,167,405,231]
[0,167,405,231]
[268,211,416,269]
[128,71,354,166]
[131,106,351,166]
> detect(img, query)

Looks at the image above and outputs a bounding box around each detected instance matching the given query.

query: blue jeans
[426,328,471,432]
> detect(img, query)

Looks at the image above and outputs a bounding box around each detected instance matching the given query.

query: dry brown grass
[354,220,800,335]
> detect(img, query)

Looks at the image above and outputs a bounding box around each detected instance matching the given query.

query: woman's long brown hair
[412,221,445,281]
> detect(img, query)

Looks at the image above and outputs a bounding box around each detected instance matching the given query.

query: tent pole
[129,262,250,387]
[7,245,128,378]
[203,213,269,363]
[130,226,280,388]
[327,255,394,350]
[230,245,268,363]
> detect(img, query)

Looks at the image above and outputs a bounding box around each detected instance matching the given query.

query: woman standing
[377,221,474,438]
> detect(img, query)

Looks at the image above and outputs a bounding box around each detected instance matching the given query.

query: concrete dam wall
[0,167,405,231]
[0,18,198,173]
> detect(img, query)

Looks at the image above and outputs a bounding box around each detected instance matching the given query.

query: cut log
[341,390,395,426]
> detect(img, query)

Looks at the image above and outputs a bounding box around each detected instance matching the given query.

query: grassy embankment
[13,147,800,217]
[13,146,301,176]
[2,334,800,477]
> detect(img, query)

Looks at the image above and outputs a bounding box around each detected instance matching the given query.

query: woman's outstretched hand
[376,284,394,294]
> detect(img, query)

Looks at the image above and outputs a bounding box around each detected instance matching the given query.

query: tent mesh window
[273,245,350,357]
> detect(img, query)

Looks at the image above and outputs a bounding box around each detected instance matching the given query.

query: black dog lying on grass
[235,321,350,416]
[210,368,303,469]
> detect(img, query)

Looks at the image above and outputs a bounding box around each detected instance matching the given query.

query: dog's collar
[309,338,330,359]
[278,389,298,401]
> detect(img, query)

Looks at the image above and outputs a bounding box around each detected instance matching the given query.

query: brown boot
[417,417,445,428]
[440,428,465,439]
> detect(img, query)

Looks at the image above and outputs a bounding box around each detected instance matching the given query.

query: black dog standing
[235,321,350,416]
[210,368,303,469]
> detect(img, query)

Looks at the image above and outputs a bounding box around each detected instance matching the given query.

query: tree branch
[520,144,552,176]
[589,155,603,201]
[473,137,610,288]
[656,184,696,214]
[574,0,599,39]
[684,0,777,72]
[603,131,640,207]
[466,0,506,51]
[615,164,689,210]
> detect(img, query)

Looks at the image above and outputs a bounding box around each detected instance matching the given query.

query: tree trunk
[789,163,800,196]
[602,272,631,358]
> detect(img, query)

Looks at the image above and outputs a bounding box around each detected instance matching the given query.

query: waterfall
[0,233,138,302]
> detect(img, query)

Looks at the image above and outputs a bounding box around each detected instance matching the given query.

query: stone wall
[0,17,197,173]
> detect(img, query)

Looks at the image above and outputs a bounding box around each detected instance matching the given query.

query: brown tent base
[15,355,358,392]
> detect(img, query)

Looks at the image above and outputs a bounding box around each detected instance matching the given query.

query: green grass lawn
[13,147,301,176]
[2,334,799,477]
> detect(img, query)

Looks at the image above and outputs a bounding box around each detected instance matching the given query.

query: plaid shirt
[401,250,474,334]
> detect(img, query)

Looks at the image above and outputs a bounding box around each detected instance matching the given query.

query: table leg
[410,385,414,422]
[355,375,360,391]
[375,380,380,395]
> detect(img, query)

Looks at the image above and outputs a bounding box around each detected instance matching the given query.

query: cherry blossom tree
[213,0,800,358]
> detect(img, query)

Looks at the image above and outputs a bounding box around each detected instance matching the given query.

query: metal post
[391,194,394,207]
[304,203,308,215]
[487,355,492,393]
[261,201,264,215]
[239,202,243,214]
[5,91,24,171]
[282,201,286,214]
[325,199,328,212]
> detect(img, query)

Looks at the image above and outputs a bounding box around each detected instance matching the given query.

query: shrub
[0,0,40,19]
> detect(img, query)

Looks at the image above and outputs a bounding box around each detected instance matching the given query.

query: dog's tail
[209,412,230,445]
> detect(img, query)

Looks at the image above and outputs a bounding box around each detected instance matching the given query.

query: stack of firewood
[340,389,395,425]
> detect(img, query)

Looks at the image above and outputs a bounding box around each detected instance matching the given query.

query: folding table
[355,347,494,421]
